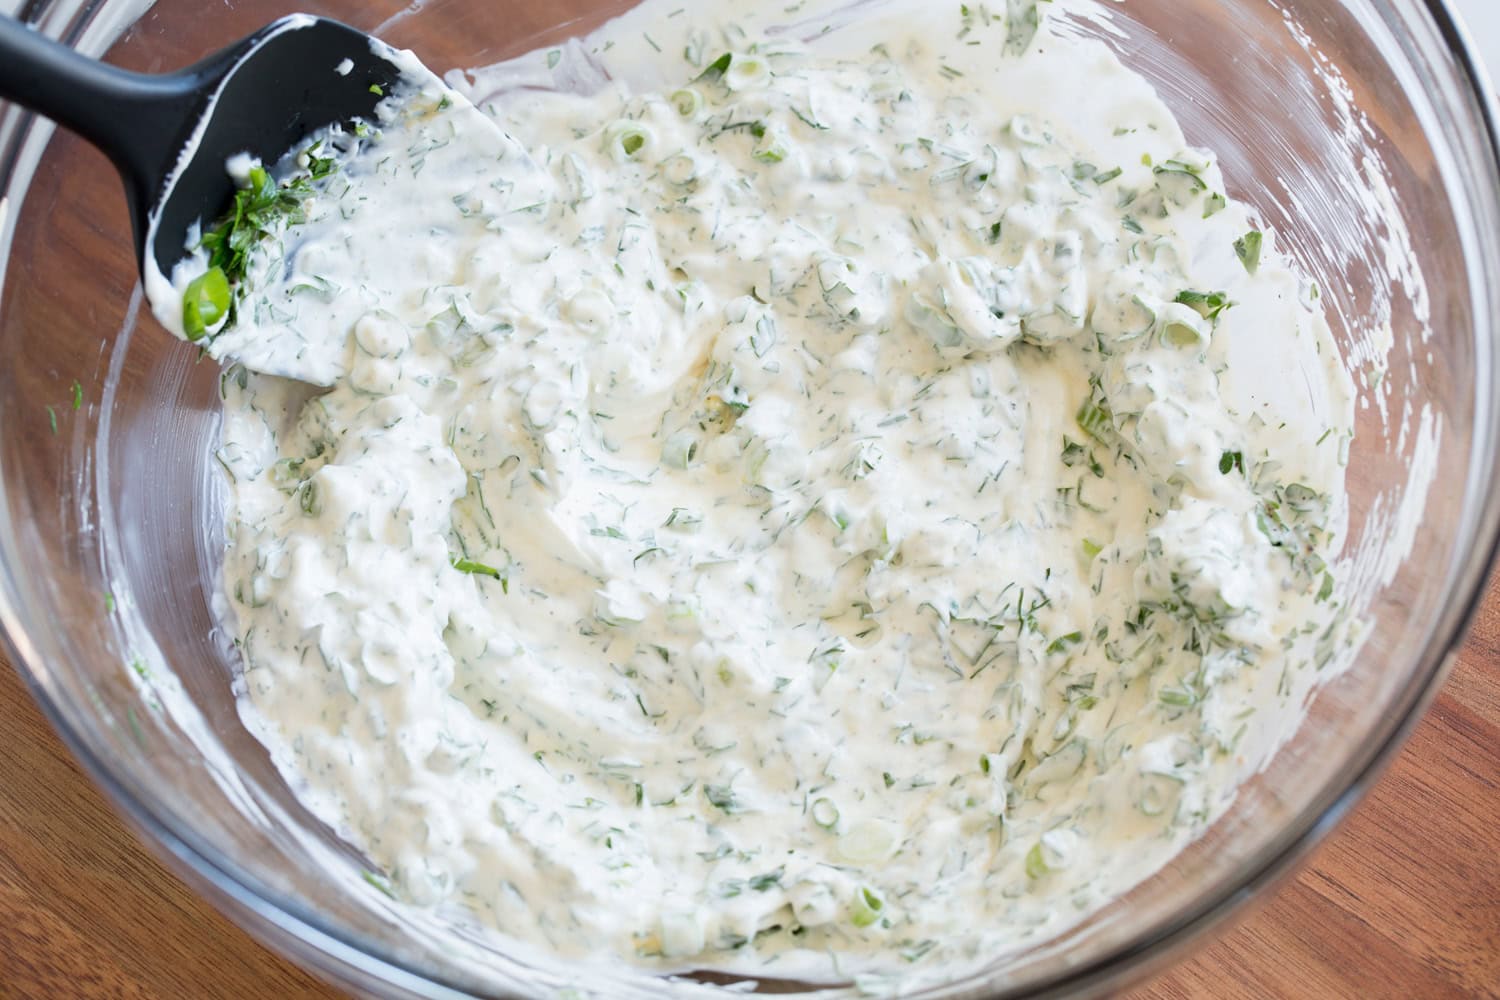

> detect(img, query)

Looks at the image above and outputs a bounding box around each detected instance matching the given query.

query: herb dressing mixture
[154,0,1356,984]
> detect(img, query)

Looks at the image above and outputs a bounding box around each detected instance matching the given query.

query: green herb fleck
[361,870,396,898]
[1174,289,1232,321]
[192,163,331,338]
[451,557,507,593]
[748,867,784,891]
[753,143,788,164]
[1235,229,1263,274]
[126,705,146,748]
[1046,631,1083,655]
[705,783,740,813]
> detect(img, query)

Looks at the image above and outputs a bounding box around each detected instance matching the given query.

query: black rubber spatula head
[0,14,403,282]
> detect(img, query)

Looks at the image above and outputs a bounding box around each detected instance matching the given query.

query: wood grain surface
[0,583,1493,1000]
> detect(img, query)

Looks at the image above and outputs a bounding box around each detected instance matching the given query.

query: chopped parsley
[1234,229,1263,274]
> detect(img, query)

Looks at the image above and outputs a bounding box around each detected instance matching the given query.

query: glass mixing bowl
[1,0,1496,996]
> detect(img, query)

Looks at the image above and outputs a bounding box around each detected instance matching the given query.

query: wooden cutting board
[0,579,1495,1000]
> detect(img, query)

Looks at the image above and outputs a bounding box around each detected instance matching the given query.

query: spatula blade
[146,16,401,281]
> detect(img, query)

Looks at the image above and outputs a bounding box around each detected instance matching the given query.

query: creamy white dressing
[154,0,1356,986]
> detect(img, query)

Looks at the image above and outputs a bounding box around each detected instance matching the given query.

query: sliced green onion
[669,87,702,117]
[850,885,885,927]
[1076,400,1113,441]
[1159,687,1195,707]
[724,55,769,91]
[662,430,699,468]
[838,819,899,865]
[695,52,732,83]
[1159,301,1211,348]
[1007,115,1044,145]
[810,797,840,829]
[182,266,231,341]
[606,120,654,160]
[270,456,306,491]
[662,154,698,186]
[1024,842,1050,879]
[1137,776,1175,817]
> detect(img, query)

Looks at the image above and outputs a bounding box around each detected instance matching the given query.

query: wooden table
[1,586,1496,999]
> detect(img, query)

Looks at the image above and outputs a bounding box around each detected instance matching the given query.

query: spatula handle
[0,17,200,180]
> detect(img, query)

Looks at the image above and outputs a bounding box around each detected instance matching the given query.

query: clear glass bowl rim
[1,0,1498,996]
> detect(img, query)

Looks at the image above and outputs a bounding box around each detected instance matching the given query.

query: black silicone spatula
[0,14,402,281]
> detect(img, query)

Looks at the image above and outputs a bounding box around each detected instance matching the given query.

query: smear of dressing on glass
[151,0,1357,985]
